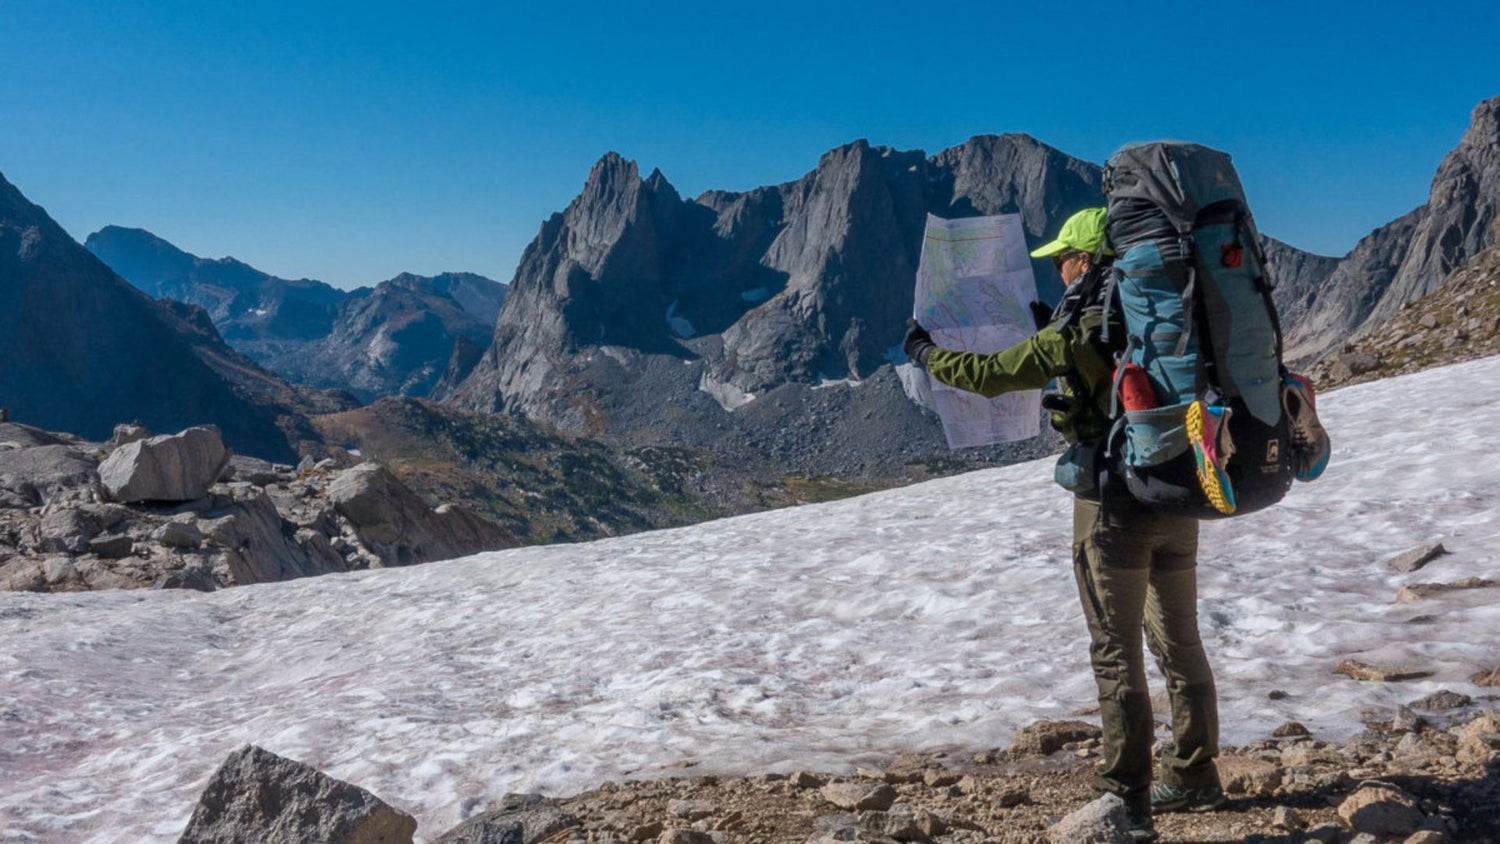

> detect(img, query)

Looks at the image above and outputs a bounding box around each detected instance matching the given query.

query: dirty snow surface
[4,356,1500,842]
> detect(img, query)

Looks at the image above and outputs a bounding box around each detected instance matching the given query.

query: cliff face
[0,174,302,461]
[1375,96,1500,322]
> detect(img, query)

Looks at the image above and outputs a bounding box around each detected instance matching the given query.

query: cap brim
[1029,239,1068,258]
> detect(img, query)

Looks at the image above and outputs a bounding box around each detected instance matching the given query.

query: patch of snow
[814,377,862,390]
[698,371,756,412]
[665,300,695,339]
[897,362,935,411]
[3,356,1500,842]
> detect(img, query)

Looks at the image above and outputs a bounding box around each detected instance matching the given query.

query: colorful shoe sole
[1187,400,1236,515]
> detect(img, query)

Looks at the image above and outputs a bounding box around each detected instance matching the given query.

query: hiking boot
[1125,812,1160,842]
[1281,372,1330,482]
[1186,400,1236,514]
[1150,781,1228,813]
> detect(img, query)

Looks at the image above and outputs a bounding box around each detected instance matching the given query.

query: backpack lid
[1104,142,1249,235]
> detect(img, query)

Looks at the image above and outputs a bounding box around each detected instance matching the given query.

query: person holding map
[903,208,1224,843]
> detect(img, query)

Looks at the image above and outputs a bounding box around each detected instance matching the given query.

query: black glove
[903,318,936,368]
[1029,300,1054,332]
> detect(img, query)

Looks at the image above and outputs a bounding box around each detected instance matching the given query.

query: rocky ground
[0,421,513,592]
[181,705,1500,844]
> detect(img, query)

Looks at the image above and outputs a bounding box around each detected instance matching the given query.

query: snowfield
[2,357,1498,842]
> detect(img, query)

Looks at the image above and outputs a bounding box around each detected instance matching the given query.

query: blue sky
[2,1,1497,289]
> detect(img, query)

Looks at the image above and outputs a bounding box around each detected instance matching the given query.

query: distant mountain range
[436,94,1498,477]
[85,226,506,402]
[0,174,321,461]
[4,94,1495,489]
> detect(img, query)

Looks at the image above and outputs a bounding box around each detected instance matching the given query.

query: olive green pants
[1072,496,1220,814]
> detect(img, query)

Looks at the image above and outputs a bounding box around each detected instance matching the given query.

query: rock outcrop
[179,745,416,844]
[0,422,515,592]
[328,462,514,567]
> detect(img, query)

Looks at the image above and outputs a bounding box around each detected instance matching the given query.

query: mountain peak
[1462,93,1500,148]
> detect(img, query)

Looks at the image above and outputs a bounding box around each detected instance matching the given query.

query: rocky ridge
[1309,220,1500,390]
[177,706,1500,843]
[0,422,514,592]
[1283,95,1500,364]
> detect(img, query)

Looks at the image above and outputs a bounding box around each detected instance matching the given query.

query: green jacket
[926,304,1120,445]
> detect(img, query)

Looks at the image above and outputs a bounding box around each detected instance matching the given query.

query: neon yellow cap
[1030,207,1113,258]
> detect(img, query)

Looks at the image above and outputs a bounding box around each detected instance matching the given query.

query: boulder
[328,463,513,566]
[1336,784,1424,838]
[99,426,230,503]
[155,519,204,549]
[820,782,897,812]
[857,804,944,841]
[155,564,217,592]
[1385,542,1447,573]
[110,422,149,447]
[432,793,580,844]
[1409,690,1472,711]
[1398,578,1497,601]
[1217,757,1283,796]
[1009,719,1103,756]
[199,492,328,585]
[1336,659,1434,682]
[1046,793,1129,844]
[177,744,416,844]
[1455,711,1500,766]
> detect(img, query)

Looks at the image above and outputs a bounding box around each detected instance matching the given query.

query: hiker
[903,207,1223,842]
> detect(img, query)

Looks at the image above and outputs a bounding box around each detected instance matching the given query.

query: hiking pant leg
[1142,516,1221,790]
[1071,497,1154,815]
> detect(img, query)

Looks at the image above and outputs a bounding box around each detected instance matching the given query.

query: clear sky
[3,1,1497,289]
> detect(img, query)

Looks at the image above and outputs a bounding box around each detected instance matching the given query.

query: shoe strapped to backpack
[1281,371,1331,482]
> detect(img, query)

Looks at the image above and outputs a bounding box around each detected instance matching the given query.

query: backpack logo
[1265,439,1281,465]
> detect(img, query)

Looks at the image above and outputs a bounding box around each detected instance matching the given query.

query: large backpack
[1096,141,1294,519]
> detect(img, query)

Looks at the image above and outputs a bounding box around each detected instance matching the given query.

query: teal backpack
[1097,141,1296,519]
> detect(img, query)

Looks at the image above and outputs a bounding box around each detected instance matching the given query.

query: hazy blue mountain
[86,228,506,401]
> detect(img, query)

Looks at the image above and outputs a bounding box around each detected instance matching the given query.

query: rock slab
[433,792,580,844]
[1046,793,1129,844]
[178,744,416,843]
[1385,542,1447,573]
[1336,784,1424,838]
[101,426,230,503]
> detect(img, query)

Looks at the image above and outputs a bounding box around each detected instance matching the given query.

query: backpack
[1095,141,1296,519]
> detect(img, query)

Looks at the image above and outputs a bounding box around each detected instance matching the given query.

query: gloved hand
[903,318,936,368]
[1029,300,1054,332]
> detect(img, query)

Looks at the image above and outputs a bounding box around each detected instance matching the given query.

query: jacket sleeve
[924,325,1076,398]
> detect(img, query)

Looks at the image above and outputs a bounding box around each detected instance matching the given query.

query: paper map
[912,213,1041,449]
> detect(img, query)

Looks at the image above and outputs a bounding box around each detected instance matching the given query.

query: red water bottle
[1117,363,1159,411]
